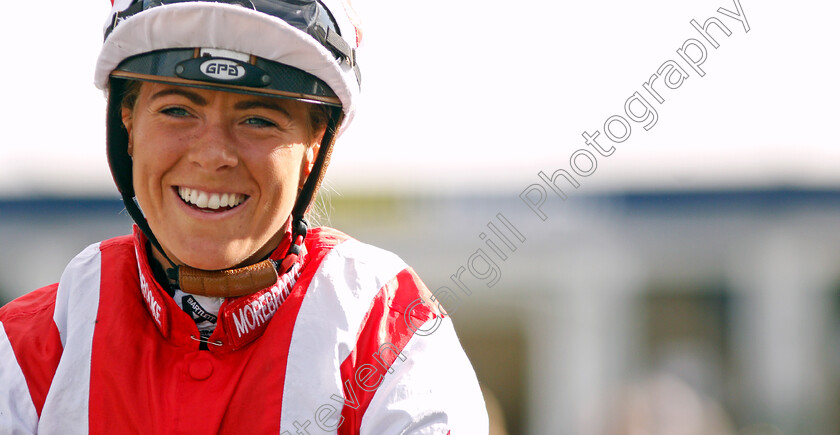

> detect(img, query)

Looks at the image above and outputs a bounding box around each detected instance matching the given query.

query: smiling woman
[122,83,324,271]
[0,0,488,433]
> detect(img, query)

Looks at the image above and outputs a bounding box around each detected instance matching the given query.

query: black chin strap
[281,106,342,266]
[290,107,342,224]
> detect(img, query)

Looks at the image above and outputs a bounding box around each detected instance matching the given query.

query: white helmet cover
[97,0,361,134]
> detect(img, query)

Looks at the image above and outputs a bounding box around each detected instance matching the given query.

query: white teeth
[178,187,245,210]
[196,191,209,208]
[207,193,220,210]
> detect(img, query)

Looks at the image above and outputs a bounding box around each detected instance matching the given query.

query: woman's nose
[187,122,239,171]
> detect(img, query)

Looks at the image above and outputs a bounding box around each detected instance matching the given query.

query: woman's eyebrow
[234,100,291,118]
[149,88,208,105]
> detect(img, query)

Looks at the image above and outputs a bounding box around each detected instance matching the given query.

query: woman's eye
[244,117,278,128]
[160,107,190,118]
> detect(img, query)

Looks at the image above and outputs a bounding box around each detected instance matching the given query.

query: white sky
[0,0,837,196]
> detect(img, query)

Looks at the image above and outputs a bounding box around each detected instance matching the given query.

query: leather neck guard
[149,220,307,298]
[177,260,280,298]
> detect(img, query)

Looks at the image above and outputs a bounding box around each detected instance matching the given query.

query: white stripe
[279,239,407,432]
[39,243,103,435]
[0,321,39,434]
[360,319,488,435]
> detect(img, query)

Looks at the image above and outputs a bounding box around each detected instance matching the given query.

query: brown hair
[119,79,143,111]
[306,103,331,142]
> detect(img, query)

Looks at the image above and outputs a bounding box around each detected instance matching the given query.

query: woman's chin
[181,258,239,271]
[168,245,251,271]
[158,232,279,271]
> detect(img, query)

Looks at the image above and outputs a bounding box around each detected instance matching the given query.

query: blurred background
[2,0,839,433]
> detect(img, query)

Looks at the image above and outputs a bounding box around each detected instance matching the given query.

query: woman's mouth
[177,186,248,211]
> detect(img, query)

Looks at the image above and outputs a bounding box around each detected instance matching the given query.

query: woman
[0,0,488,433]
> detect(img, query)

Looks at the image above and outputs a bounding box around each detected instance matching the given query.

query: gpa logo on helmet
[199,59,245,80]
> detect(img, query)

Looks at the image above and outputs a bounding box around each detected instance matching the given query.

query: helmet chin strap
[121,108,341,298]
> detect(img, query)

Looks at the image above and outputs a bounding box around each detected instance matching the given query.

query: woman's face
[122,82,324,270]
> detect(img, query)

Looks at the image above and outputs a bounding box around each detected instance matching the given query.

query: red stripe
[220,228,341,431]
[89,236,159,431]
[337,268,439,433]
[0,283,63,416]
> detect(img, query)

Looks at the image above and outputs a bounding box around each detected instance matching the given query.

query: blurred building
[2,188,840,434]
